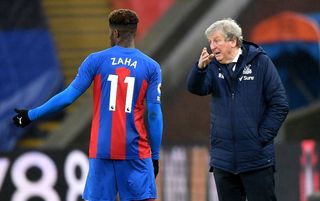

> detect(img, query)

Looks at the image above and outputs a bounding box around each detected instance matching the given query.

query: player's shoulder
[89,48,113,58]
[135,50,160,68]
[84,48,115,65]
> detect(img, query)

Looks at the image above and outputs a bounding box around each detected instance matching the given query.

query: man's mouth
[214,51,221,57]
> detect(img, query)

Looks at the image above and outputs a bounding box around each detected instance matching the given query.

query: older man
[187,18,289,201]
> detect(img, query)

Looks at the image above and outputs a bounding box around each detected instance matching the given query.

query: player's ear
[113,29,120,38]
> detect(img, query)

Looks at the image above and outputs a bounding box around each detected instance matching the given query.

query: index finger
[201,47,209,56]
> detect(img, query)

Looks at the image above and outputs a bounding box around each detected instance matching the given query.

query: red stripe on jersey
[110,67,130,159]
[134,80,151,158]
[89,74,102,158]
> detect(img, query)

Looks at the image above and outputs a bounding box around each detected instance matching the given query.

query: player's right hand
[198,47,214,69]
[152,159,159,178]
[12,108,31,128]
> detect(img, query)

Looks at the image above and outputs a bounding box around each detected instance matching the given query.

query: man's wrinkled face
[207,31,236,64]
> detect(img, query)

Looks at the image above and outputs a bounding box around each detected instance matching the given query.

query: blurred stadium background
[0,0,320,200]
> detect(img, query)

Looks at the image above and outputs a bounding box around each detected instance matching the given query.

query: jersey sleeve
[146,63,162,104]
[28,54,99,121]
[28,85,83,121]
[147,102,163,160]
[70,54,98,93]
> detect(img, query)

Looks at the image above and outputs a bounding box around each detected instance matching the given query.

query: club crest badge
[243,64,252,75]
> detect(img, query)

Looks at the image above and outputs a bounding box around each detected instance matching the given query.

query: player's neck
[117,39,135,48]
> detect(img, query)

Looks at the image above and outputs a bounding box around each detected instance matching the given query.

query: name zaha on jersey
[111,57,138,68]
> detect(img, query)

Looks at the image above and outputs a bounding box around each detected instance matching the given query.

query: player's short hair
[108,9,139,36]
[205,18,243,47]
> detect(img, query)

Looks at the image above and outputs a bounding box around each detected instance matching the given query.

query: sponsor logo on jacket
[239,64,254,81]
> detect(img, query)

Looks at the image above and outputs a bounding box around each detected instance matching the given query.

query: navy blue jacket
[187,41,289,173]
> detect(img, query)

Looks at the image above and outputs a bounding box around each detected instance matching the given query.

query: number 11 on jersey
[107,74,135,113]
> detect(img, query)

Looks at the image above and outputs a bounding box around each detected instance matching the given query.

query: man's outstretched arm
[13,85,83,127]
[13,53,97,128]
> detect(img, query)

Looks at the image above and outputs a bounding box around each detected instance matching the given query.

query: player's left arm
[13,84,84,128]
[28,85,83,121]
[13,54,98,128]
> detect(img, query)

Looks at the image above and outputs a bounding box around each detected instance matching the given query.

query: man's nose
[210,42,216,50]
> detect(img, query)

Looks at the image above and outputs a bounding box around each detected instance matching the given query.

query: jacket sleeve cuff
[195,62,208,72]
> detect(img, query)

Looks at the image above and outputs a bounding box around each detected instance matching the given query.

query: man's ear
[230,38,237,48]
[113,29,120,38]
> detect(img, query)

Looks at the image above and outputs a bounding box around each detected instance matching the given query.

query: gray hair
[205,18,243,47]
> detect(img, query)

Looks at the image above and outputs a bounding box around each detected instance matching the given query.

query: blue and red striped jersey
[71,45,162,159]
